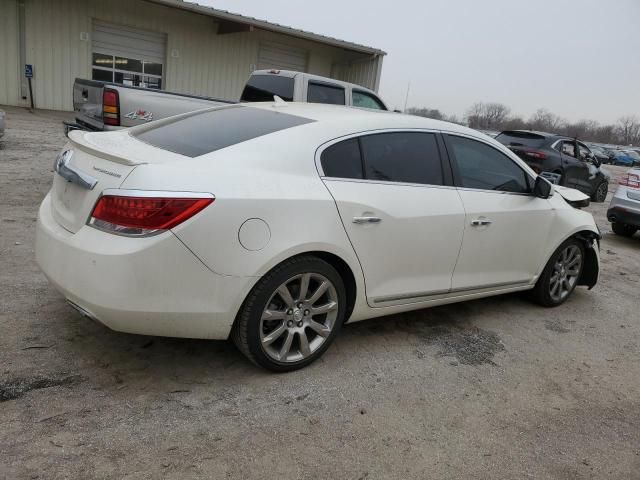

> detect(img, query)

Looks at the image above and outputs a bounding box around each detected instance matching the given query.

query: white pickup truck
[64,70,389,134]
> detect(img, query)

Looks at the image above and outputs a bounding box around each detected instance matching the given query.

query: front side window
[352,90,386,110]
[360,132,443,185]
[448,135,530,193]
[307,82,345,105]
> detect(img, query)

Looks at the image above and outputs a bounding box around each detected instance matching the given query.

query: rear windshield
[240,75,295,102]
[135,106,313,157]
[496,131,547,148]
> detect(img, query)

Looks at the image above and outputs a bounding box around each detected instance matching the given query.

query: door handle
[471,218,492,226]
[353,216,382,224]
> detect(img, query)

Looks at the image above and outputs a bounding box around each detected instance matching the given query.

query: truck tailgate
[73,79,104,130]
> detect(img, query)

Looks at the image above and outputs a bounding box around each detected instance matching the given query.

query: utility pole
[403,81,411,112]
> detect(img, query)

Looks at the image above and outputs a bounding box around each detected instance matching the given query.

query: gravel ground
[1,105,639,479]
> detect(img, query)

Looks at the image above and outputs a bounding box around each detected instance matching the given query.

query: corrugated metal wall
[0,0,381,111]
[0,0,21,106]
[332,55,383,93]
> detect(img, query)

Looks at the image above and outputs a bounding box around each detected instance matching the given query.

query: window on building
[91,52,163,89]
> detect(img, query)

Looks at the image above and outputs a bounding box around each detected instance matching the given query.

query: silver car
[607,167,640,237]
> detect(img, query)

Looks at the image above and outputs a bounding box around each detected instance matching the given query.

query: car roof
[498,130,560,138]
[244,101,484,138]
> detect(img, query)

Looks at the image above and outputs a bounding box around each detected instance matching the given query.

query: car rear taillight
[89,193,214,236]
[619,173,640,189]
[523,150,546,159]
[103,88,120,126]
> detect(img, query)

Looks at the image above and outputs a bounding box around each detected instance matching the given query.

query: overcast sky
[198,0,639,124]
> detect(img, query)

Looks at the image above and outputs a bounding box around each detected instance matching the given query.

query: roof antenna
[273,95,287,107]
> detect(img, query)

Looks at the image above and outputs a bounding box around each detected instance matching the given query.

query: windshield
[496,131,547,148]
[135,106,313,157]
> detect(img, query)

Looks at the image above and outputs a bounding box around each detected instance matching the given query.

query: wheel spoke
[550,279,561,296]
[299,273,311,302]
[308,281,329,305]
[298,331,311,357]
[567,267,580,276]
[311,301,338,316]
[307,319,331,338]
[277,284,295,308]
[567,255,581,268]
[279,331,294,360]
[262,322,286,346]
[261,309,286,322]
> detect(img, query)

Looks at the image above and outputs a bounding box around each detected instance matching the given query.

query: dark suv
[495,131,610,202]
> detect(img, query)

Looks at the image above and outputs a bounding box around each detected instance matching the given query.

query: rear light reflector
[103,88,120,126]
[619,173,640,188]
[89,193,214,237]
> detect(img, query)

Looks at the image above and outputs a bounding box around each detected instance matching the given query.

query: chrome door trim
[371,279,532,305]
[54,150,98,190]
[99,188,215,199]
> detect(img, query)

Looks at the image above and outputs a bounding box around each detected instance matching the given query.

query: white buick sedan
[36,103,600,371]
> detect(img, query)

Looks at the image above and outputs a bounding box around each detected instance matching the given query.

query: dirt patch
[544,319,571,333]
[0,374,82,402]
[425,325,505,365]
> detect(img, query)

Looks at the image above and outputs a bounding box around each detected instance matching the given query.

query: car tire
[232,255,347,372]
[531,238,585,307]
[611,222,638,237]
[591,181,608,202]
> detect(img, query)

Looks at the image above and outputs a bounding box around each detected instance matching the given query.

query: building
[0,0,385,111]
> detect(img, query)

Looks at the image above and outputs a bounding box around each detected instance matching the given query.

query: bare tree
[465,102,510,130]
[616,116,640,145]
[529,108,565,133]
[406,107,445,121]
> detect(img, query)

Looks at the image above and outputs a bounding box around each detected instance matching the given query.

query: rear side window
[448,135,530,193]
[307,82,345,105]
[240,75,294,102]
[496,131,547,148]
[361,132,443,185]
[135,106,313,157]
[352,90,386,110]
[320,138,363,179]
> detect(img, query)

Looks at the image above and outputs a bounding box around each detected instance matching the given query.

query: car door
[319,131,466,306]
[577,142,600,193]
[559,140,590,190]
[443,133,555,291]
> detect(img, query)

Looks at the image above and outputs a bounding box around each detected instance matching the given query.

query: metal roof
[148,0,386,56]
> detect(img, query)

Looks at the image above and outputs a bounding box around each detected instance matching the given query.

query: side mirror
[533,176,553,199]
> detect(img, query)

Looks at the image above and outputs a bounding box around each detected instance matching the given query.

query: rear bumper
[35,193,252,339]
[607,187,640,227]
[607,206,640,228]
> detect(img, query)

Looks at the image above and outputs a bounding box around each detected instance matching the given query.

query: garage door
[257,42,308,72]
[91,20,166,89]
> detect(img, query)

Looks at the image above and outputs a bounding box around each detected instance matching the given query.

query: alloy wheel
[596,182,608,202]
[549,245,582,302]
[259,273,339,363]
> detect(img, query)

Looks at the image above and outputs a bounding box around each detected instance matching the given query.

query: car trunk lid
[50,130,155,233]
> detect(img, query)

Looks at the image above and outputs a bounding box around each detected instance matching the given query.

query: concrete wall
[0,0,382,111]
